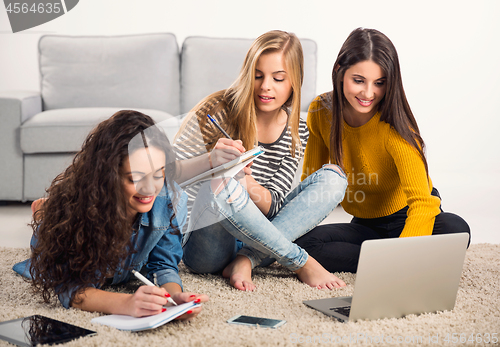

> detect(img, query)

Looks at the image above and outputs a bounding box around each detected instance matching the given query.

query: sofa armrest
[0,91,42,200]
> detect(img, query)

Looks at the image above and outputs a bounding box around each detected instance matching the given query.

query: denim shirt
[13,184,188,309]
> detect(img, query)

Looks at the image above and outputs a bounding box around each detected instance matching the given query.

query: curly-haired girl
[13,110,208,318]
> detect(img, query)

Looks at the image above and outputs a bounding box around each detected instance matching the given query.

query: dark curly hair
[29,110,179,305]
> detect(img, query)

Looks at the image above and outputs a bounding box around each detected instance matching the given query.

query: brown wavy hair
[29,110,179,305]
[330,28,428,175]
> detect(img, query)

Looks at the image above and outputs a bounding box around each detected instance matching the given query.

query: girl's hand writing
[125,285,170,318]
[209,138,245,168]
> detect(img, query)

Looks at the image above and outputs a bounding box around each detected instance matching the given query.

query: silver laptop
[303,233,469,322]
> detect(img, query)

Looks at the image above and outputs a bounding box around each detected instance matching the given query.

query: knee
[314,165,348,199]
[225,184,243,203]
[438,212,470,233]
[213,179,249,210]
[321,165,347,187]
[435,212,471,246]
[323,164,346,179]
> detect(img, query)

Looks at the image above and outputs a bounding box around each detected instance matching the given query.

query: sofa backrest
[180,36,317,115]
[39,33,180,116]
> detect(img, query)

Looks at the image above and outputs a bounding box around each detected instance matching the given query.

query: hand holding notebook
[179,114,264,187]
[91,301,201,331]
[179,146,264,188]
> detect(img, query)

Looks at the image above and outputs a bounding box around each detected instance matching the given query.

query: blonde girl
[174,30,347,291]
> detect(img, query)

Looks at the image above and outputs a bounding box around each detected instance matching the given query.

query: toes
[233,280,246,291]
[243,281,256,291]
[234,280,255,292]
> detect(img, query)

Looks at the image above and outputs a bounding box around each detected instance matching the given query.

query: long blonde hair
[178,30,304,156]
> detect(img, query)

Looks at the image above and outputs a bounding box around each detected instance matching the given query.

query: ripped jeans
[182,165,347,273]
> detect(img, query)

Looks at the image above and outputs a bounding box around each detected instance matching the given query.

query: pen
[207,114,232,140]
[131,270,177,306]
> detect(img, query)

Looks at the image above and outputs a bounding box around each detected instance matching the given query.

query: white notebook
[179,146,264,188]
[91,301,200,331]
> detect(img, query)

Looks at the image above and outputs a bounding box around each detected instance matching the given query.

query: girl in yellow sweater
[295,28,470,273]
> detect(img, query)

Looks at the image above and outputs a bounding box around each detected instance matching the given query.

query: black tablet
[0,315,96,347]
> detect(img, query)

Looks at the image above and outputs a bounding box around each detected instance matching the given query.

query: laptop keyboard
[330,306,351,317]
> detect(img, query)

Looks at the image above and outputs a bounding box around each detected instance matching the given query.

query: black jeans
[295,188,471,273]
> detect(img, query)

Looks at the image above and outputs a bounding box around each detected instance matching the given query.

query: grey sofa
[0,33,317,201]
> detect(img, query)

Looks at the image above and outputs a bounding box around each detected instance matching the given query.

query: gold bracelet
[208,152,213,169]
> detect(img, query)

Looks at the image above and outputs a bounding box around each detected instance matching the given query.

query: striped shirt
[173,95,309,226]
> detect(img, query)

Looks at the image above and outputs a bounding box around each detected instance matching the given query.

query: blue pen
[207,114,233,140]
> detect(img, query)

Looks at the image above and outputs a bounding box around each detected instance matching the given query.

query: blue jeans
[182,165,347,273]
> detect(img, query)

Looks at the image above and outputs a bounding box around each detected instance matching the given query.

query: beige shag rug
[1,244,499,347]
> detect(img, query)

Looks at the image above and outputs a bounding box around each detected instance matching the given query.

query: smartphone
[227,315,286,329]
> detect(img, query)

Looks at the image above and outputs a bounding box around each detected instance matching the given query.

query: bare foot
[222,255,256,291]
[31,198,46,220]
[295,256,346,289]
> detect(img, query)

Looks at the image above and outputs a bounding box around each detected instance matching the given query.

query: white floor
[1,201,498,249]
[1,202,35,248]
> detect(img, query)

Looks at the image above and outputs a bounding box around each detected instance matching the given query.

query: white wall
[1,0,499,243]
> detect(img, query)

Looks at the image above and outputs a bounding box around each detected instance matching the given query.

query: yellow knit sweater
[302,94,441,237]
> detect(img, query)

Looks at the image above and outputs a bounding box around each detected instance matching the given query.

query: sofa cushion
[20,108,181,154]
[180,36,317,115]
[39,33,180,116]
